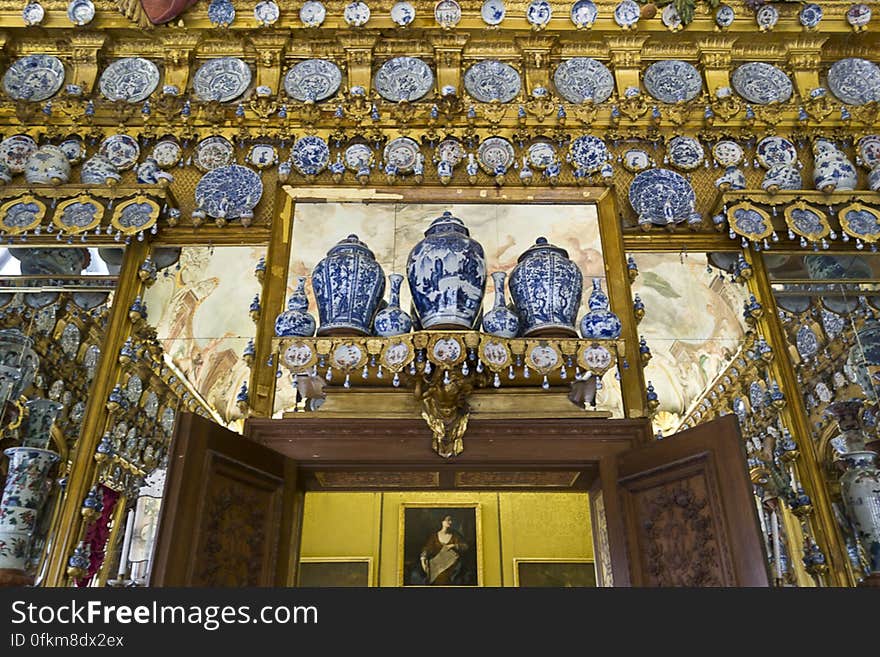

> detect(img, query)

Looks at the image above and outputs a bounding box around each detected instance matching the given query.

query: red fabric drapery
[76,485,120,587]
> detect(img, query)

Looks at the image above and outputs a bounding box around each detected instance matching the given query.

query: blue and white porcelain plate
[253,0,280,25]
[374,57,434,102]
[67,0,94,25]
[846,3,872,28]
[193,57,252,102]
[828,58,880,106]
[569,135,608,173]
[98,134,140,171]
[391,1,415,26]
[661,4,682,30]
[731,62,792,104]
[434,0,461,27]
[715,4,734,28]
[195,165,263,219]
[570,0,597,28]
[553,57,614,104]
[667,136,704,171]
[481,0,505,26]
[194,136,234,172]
[21,2,45,25]
[207,0,235,26]
[2,55,64,102]
[755,3,778,30]
[526,0,552,28]
[344,143,373,172]
[299,0,326,26]
[343,1,370,26]
[0,134,38,174]
[643,60,702,103]
[436,138,466,166]
[464,60,521,103]
[857,135,880,169]
[291,135,330,175]
[712,140,743,167]
[284,59,341,102]
[527,141,556,169]
[477,136,515,173]
[59,137,85,164]
[614,0,640,28]
[756,136,797,168]
[799,3,822,28]
[629,168,697,225]
[246,143,278,169]
[99,58,160,103]
[151,139,181,169]
[383,137,421,173]
[622,148,651,172]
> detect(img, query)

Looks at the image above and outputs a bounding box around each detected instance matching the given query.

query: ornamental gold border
[53,194,104,235]
[0,194,46,235]
[111,195,160,235]
[379,337,415,373]
[783,200,830,243]
[524,340,562,375]
[297,556,375,587]
[328,339,369,372]
[726,201,774,242]
[478,335,513,371]
[512,557,597,587]
[425,333,467,368]
[838,201,880,243]
[276,339,318,374]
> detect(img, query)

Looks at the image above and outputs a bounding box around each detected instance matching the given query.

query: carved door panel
[151,413,302,587]
[616,415,770,586]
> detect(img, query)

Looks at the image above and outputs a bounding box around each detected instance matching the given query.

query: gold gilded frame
[398,501,483,587]
[512,557,597,587]
[297,556,375,587]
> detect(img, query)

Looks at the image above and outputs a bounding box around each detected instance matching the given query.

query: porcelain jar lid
[516,236,570,262]
[424,210,470,237]
[326,234,376,259]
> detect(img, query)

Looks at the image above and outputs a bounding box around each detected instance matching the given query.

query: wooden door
[614,415,770,586]
[151,413,302,586]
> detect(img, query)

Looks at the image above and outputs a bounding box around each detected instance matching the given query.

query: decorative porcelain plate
[436,138,466,167]
[527,141,556,169]
[151,139,181,169]
[374,57,434,102]
[284,59,342,102]
[712,140,744,167]
[731,62,793,104]
[628,168,698,226]
[195,165,262,219]
[246,143,278,170]
[569,135,608,173]
[99,58,160,103]
[193,57,252,102]
[383,137,421,173]
[434,0,461,27]
[59,137,85,164]
[553,58,614,104]
[481,0,505,26]
[343,143,373,172]
[253,0,280,25]
[464,60,521,103]
[299,0,326,26]
[290,135,330,175]
[526,0,552,28]
[643,60,703,103]
[2,55,65,102]
[476,136,515,174]
[799,3,822,28]
[22,2,45,25]
[715,4,734,28]
[98,134,140,170]
[622,148,651,172]
[667,136,705,171]
[391,1,415,26]
[207,0,235,26]
[755,3,778,30]
[194,136,234,172]
[846,3,872,29]
[343,1,370,26]
[67,0,95,25]
[0,134,38,173]
[828,58,880,106]
[756,136,798,168]
[570,0,597,28]
[857,135,880,169]
[661,4,682,30]
[613,0,640,28]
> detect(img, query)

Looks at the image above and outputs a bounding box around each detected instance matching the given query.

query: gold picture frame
[398,502,482,587]
[513,558,597,587]
[297,557,374,587]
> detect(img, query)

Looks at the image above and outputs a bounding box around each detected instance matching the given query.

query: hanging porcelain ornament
[21,1,44,25]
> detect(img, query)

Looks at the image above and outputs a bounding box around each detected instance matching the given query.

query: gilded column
[605,35,649,98]
[516,35,557,96]
[68,33,107,94]
[250,33,290,96]
[697,36,737,97]
[430,33,469,94]
[340,33,379,91]
[160,33,201,96]
[786,37,829,100]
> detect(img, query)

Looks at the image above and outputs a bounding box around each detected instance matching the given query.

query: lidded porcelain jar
[312,234,385,336]
[24,145,70,185]
[406,211,487,330]
[509,237,583,337]
[274,276,316,337]
[482,271,520,338]
[812,138,858,192]
[373,273,413,337]
[579,278,622,339]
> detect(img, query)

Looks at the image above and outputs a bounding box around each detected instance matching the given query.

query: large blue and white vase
[406,211,487,330]
[373,273,413,337]
[579,278,622,339]
[509,237,583,337]
[274,276,316,337]
[482,271,519,338]
[312,235,385,336]
[839,450,880,576]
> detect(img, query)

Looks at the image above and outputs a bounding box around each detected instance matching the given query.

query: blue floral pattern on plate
[643,60,703,103]
[828,58,880,106]
[731,62,792,104]
[195,164,263,219]
[291,135,330,175]
[374,57,434,102]
[284,59,341,102]
[553,57,614,104]
[629,168,699,226]
[2,55,64,102]
[464,60,521,103]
